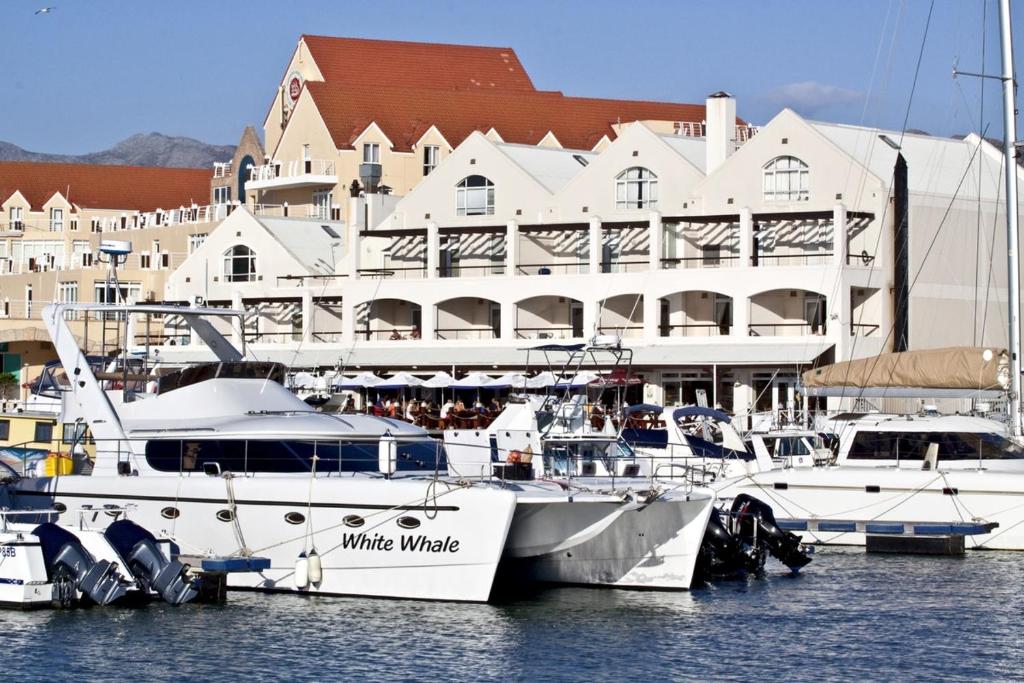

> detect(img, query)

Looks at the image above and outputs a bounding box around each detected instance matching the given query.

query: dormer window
[763,156,809,201]
[615,167,658,209]
[49,208,64,232]
[456,175,494,216]
[223,245,256,282]
[363,143,380,164]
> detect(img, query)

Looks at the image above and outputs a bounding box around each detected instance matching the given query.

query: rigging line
[975,0,989,343]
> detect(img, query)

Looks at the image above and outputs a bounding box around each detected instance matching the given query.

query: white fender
[307,549,323,585]
[294,552,309,590]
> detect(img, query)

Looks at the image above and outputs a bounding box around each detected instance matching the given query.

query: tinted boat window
[145,439,446,473]
[847,431,1024,460]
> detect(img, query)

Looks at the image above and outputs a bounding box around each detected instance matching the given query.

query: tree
[0,372,17,401]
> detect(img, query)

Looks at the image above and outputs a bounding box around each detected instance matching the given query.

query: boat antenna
[998,0,1021,436]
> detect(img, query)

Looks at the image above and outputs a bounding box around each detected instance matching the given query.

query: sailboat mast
[999,0,1022,436]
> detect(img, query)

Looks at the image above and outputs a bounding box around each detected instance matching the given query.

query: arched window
[456,175,495,216]
[615,167,658,209]
[223,245,256,282]
[763,156,809,201]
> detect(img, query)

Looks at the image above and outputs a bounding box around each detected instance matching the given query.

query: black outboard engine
[730,494,812,572]
[693,507,765,584]
[103,520,198,605]
[32,523,129,607]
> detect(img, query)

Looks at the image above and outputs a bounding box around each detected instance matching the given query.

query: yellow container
[44,453,73,477]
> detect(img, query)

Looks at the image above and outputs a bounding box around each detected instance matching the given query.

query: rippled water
[4,549,1021,682]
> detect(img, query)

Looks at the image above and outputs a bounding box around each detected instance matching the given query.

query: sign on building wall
[286,71,304,108]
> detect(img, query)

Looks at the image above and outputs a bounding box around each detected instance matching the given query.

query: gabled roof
[0,161,210,212]
[255,215,345,275]
[658,134,709,172]
[496,142,594,193]
[301,35,536,92]
[307,81,712,153]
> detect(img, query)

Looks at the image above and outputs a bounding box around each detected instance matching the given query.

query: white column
[500,299,515,341]
[739,208,753,267]
[642,292,659,339]
[732,288,749,337]
[348,221,361,279]
[426,222,439,279]
[647,211,662,271]
[583,299,598,339]
[301,290,314,343]
[231,291,243,348]
[420,300,435,341]
[341,298,356,343]
[832,203,847,268]
[588,217,602,274]
[506,220,518,276]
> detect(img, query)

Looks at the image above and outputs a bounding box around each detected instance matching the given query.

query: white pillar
[506,220,518,276]
[584,299,598,338]
[643,292,659,339]
[301,290,314,343]
[348,221,361,279]
[500,299,515,341]
[832,203,847,268]
[342,298,356,343]
[426,222,439,279]
[733,288,749,337]
[420,300,435,341]
[739,208,753,267]
[647,211,662,271]
[588,217,602,274]
[231,291,243,348]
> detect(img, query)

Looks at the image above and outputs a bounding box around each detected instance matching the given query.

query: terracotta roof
[301,35,536,92]
[306,81,722,153]
[0,161,211,212]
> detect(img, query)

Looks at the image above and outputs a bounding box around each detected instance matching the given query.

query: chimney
[705,91,736,174]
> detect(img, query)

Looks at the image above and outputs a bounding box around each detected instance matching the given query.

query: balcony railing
[362,328,421,341]
[357,266,427,280]
[850,323,881,337]
[437,264,506,278]
[599,259,648,273]
[434,327,498,340]
[659,324,729,337]
[597,325,643,338]
[249,159,336,184]
[748,323,827,336]
[212,162,232,178]
[516,261,589,276]
[514,326,579,340]
[250,203,340,221]
[755,253,833,266]
[661,255,740,270]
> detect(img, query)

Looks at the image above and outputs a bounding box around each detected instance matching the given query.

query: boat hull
[13,475,517,602]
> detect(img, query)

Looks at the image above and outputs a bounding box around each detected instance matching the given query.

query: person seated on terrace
[410,325,421,339]
[406,400,418,421]
[440,399,454,420]
[389,330,403,340]
[342,397,356,413]
[454,399,466,413]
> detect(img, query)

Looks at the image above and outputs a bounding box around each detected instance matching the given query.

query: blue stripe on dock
[818,521,858,532]
[865,523,905,535]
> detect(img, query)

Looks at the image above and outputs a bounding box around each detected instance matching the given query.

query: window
[456,175,494,216]
[615,167,658,209]
[423,145,440,175]
[312,190,333,220]
[24,285,32,319]
[188,233,208,255]
[57,282,78,304]
[715,294,732,334]
[140,252,151,269]
[91,217,102,233]
[8,207,23,231]
[214,186,231,205]
[847,431,1024,461]
[70,218,78,231]
[363,143,380,164]
[94,281,142,305]
[33,421,53,444]
[763,156,809,201]
[49,208,64,231]
[0,420,8,440]
[12,240,64,269]
[223,245,256,282]
[702,244,721,267]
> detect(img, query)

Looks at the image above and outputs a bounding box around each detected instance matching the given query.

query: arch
[456,175,494,216]
[762,156,809,201]
[598,293,644,339]
[355,298,422,341]
[222,245,256,282]
[748,288,827,337]
[615,167,658,209]
[658,290,733,337]
[434,296,501,340]
[514,295,584,340]
[237,154,255,202]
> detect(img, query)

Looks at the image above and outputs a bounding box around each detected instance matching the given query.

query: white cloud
[756,81,864,117]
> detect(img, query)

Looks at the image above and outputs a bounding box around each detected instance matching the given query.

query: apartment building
[166,93,1018,419]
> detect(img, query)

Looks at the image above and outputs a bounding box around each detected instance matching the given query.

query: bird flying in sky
[35,6,56,14]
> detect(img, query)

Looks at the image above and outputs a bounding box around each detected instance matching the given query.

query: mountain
[0,133,235,168]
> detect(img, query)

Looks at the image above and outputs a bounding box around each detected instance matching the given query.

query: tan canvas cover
[802,346,1009,391]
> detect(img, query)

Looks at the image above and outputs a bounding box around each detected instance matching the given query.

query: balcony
[515,296,583,340]
[435,298,499,340]
[357,299,421,341]
[659,291,732,337]
[748,289,827,337]
[247,159,337,191]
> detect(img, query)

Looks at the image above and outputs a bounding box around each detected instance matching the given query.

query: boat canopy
[801,346,1009,397]
[672,406,732,424]
[623,403,664,415]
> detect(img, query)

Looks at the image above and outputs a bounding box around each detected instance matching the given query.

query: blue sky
[0,0,1020,153]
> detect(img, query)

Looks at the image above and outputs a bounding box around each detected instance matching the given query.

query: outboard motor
[103,520,198,605]
[693,507,765,584]
[32,523,129,607]
[730,494,812,572]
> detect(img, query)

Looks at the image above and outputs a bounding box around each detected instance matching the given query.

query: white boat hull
[14,475,518,602]
[712,467,1024,550]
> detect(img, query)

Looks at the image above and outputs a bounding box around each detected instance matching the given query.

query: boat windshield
[773,437,811,457]
[847,430,1024,460]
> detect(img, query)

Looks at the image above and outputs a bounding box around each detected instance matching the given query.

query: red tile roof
[307,81,715,152]
[301,35,536,92]
[0,161,211,212]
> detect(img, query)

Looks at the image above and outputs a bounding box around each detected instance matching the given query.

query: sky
[0,0,1021,154]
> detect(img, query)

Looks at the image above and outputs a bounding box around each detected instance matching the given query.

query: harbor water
[5,548,1021,682]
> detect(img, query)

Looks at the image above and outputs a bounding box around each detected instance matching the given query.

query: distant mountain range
[0,133,235,168]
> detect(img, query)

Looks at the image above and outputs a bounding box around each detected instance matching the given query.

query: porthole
[343,514,365,528]
[397,516,420,530]
[52,502,67,514]
[161,507,180,520]
[215,509,235,523]
[284,511,305,525]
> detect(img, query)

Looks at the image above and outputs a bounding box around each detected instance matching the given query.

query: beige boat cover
[802,346,1009,391]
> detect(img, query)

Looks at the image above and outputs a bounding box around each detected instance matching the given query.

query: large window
[363,143,380,164]
[312,189,333,220]
[94,281,142,305]
[49,208,64,231]
[8,207,23,231]
[615,167,658,209]
[456,175,495,216]
[188,233,208,255]
[763,156,809,201]
[223,245,256,282]
[847,431,1024,461]
[423,145,440,175]
[213,186,231,205]
[33,421,53,444]
[57,282,78,304]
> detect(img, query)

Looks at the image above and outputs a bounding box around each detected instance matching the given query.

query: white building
[165,94,1017,421]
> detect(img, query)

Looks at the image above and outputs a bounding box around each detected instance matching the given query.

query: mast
[999,0,1021,436]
